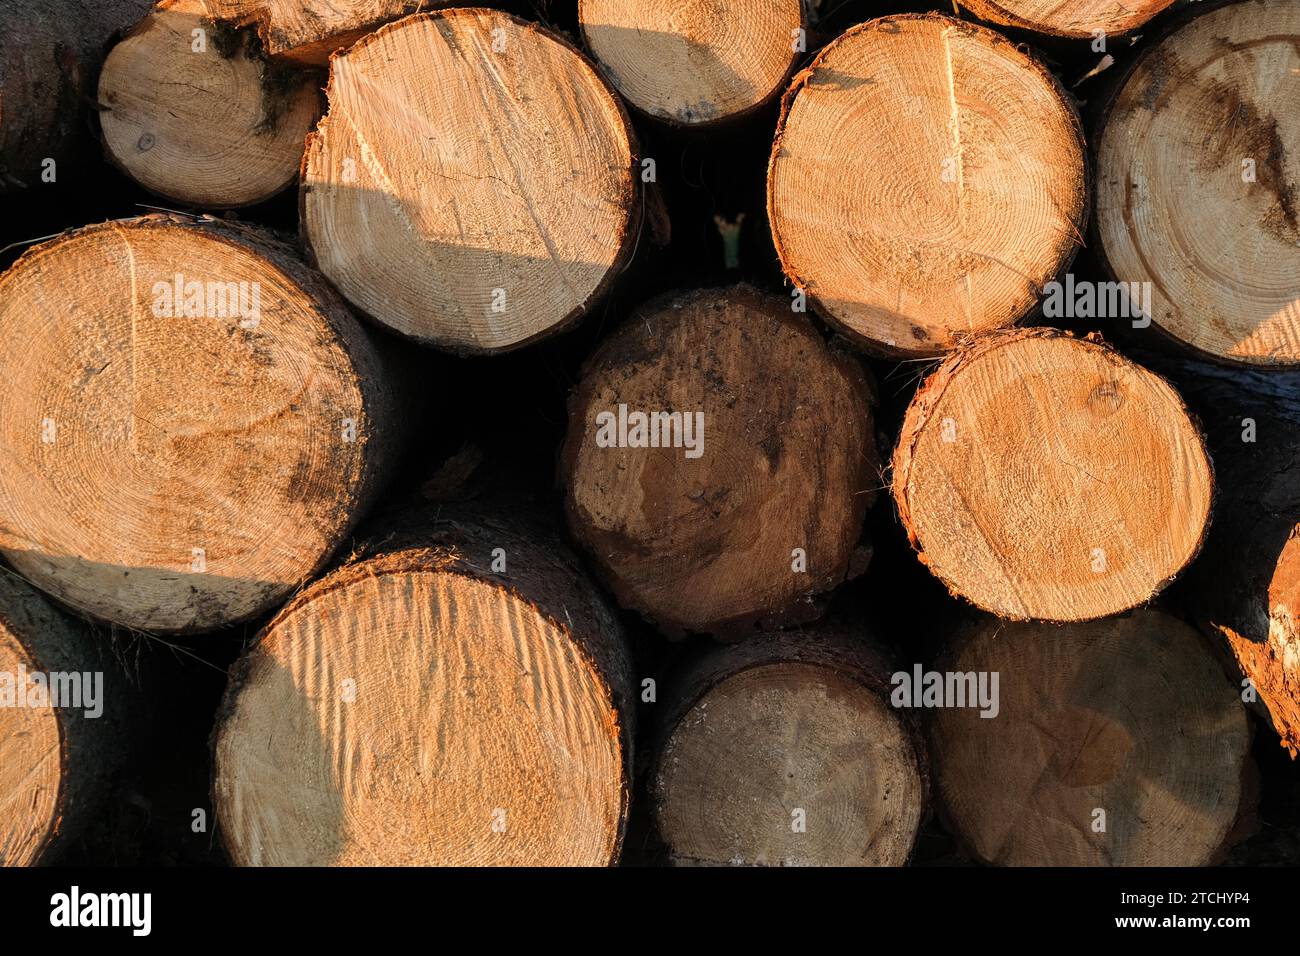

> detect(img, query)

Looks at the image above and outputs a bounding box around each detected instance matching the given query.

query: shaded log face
[578,0,803,124]
[652,631,925,866]
[214,533,632,867]
[562,285,877,636]
[931,611,1252,866]
[98,5,321,208]
[767,13,1086,357]
[301,9,638,354]
[0,218,390,633]
[959,0,1176,37]
[892,330,1211,622]
[1095,0,1300,365]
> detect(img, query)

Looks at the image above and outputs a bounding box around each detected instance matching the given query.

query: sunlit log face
[768,14,1086,359]
[892,330,1212,623]
[301,9,638,355]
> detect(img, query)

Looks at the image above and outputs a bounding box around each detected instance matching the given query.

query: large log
[0,571,130,866]
[561,285,878,637]
[0,0,153,190]
[203,0,441,65]
[0,215,397,633]
[651,625,927,866]
[891,329,1211,622]
[213,509,635,866]
[1094,0,1300,366]
[958,0,1176,38]
[578,0,804,125]
[98,1,321,208]
[929,610,1254,866]
[300,9,639,354]
[767,13,1087,357]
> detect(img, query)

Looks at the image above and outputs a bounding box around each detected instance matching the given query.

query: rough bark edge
[0,571,130,865]
[929,611,1257,866]
[211,505,635,867]
[0,214,400,634]
[95,8,324,210]
[558,283,879,638]
[957,0,1177,39]
[576,0,807,128]
[297,7,643,357]
[1089,0,1300,369]
[209,1,449,65]
[766,12,1091,360]
[888,327,1215,623]
[649,624,929,866]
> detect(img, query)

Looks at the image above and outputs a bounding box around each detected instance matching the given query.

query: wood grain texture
[0,216,397,633]
[98,2,321,208]
[301,9,639,354]
[578,0,804,124]
[1095,0,1300,365]
[213,508,634,866]
[959,0,1176,38]
[200,0,444,64]
[768,13,1087,357]
[561,285,878,636]
[0,572,127,866]
[652,626,926,866]
[891,329,1212,622]
[931,611,1253,866]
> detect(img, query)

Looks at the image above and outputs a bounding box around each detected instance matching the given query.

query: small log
[578,0,804,124]
[98,1,321,208]
[767,13,1087,357]
[930,610,1255,866]
[561,285,878,637]
[958,0,1176,38]
[891,329,1211,622]
[1094,0,1300,366]
[203,0,442,65]
[0,215,398,633]
[213,508,635,866]
[301,9,639,354]
[651,625,927,866]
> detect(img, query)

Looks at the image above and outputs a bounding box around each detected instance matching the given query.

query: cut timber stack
[301,9,639,354]
[0,0,154,190]
[213,509,634,866]
[930,610,1253,866]
[0,216,397,633]
[958,0,1177,37]
[0,572,129,866]
[1094,0,1300,366]
[891,329,1212,621]
[578,0,804,125]
[205,0,442,64]
[561,285,877,637]
[98,0,322,208]
[767,13,1087,357]
[652,626,926,866]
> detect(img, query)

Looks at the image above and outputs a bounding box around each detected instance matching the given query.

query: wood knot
[1087,380,1123,415]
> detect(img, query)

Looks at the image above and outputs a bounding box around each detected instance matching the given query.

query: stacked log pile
[0,0,1296,868]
